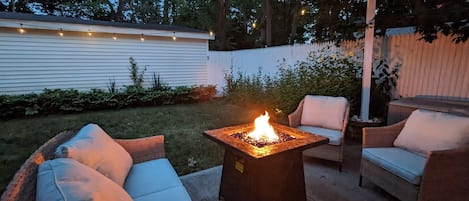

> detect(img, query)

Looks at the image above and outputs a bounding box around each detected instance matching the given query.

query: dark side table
[347,120,385,143]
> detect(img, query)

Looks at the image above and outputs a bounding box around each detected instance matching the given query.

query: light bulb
[209,31,214,36]
[301,9,306,16]
[87,30,92,36]
[19,24,25,34]
[172,32,176,41]
[59,29,64,36]
[140,34,145,41]
[113,34,117,40]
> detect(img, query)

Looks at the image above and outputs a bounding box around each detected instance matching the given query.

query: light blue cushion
[36,158,132,201]
[362,148,427,184]
[297,125,342,145]
[124,158,191,201]
[133,186,192,201]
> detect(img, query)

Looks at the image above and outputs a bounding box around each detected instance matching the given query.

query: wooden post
[361,0,376,120]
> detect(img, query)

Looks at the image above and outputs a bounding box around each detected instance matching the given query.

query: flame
[247,111,279,143]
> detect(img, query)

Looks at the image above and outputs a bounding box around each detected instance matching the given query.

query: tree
[216,0,228,50]
[414,0,468,43]
[1,0,466,50]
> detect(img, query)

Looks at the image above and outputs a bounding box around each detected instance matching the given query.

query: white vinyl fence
[208,31,469,101]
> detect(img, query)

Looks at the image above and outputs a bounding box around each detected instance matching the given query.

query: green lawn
[0,100,276,193]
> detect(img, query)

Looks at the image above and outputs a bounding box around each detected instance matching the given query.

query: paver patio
[181,139,398,201]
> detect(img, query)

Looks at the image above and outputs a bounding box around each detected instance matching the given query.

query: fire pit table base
[219,149,306,201]
[204,123,328,201]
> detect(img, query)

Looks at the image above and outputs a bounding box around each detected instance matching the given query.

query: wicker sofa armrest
[288,99,304,128]
[115,135,165,164]
[362,120,406,148]
[418,147,469,201]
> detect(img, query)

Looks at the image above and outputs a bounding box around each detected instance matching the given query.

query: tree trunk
[163,0,169,24]
[115,0,125,22]
[263,0,272,47]
[217,0,227,50]
[289,0,301,44]
[9,0,15,12]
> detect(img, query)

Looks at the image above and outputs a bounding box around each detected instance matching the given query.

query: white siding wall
[0,28,209,94]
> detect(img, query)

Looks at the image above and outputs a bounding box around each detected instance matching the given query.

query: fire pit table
[204,121,328,201]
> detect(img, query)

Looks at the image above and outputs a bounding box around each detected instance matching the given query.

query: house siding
[0,28,209,94]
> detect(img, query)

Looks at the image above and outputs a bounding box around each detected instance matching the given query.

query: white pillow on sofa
[300,95,348,131]
[36,158,132,201]
[55,123,132,186]
[394,109,469,156]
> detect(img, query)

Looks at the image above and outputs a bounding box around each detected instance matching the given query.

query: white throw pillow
[36,158,133,201]
[55,123,133,186]
[394,109,469,156]
[300,95,348,130]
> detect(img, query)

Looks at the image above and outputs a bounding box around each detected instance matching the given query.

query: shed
[0,11,214,95]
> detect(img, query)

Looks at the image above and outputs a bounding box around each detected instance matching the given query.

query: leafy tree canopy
[2,0,467,50]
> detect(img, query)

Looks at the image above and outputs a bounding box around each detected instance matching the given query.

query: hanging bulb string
[12,22,195,41]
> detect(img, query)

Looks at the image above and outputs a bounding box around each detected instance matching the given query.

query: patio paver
[180,140,398,201]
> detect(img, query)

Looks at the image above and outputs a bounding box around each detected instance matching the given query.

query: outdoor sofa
[360,109,469,201]
[0,123,192,201]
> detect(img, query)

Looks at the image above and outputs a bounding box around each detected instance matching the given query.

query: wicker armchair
[359,120,469,201]
[289,95,349,171]
[0,130,165,201]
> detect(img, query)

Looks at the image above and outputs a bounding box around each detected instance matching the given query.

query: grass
[0,100,274,193]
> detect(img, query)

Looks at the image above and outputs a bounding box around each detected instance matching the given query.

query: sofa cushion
[36,158,132,201]
[301,95,348,130]
[124,158,191,201]
[297,125,342,145]
[55,123,133,186]
[362,147,426,185]
[133,186,192,201]
[394,109,469,156]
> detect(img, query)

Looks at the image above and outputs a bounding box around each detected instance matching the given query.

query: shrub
[190,85,217,102]
[224,47,362,117]
[151,72,170,91]
[128,57,147,90]
[224,67,274,108]
[0,85,217,120]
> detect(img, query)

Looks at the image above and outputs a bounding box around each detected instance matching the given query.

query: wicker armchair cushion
[297,126,342,145]
[394,109,469,156]
[124,158,192,201]
[300,95,348,130]
[36,158,132,201]
[362,147,426,184]
[55,123,133,186]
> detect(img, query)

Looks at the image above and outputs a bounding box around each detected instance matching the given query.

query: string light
[13,22,191,41]
[301,9,306,16]
[19,23,25,34]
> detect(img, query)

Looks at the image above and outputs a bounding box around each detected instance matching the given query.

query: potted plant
[347,59,401,141]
